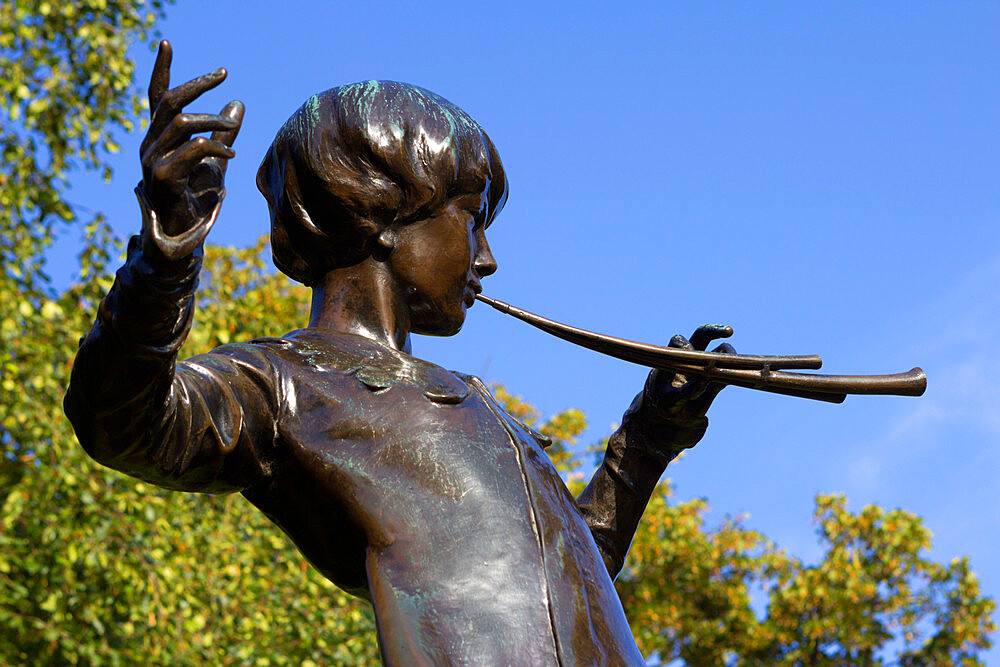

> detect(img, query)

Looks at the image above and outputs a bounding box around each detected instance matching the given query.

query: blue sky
[55,1,999,656]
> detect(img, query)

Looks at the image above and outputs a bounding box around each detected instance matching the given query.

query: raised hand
[640,324,736,450]
[138,41,244,258]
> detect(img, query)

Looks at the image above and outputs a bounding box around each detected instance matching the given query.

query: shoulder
[454,372,553,449]
[256,328,472,405]
[182,339,283,376]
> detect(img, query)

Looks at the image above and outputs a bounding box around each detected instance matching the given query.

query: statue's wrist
[135,183,217,264]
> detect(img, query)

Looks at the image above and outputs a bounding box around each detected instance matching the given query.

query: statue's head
[257,81,508,288]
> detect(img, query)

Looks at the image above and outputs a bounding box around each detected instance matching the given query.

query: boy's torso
[239,328,643,665]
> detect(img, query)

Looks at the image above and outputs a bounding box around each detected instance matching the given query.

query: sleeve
[575,391,705,580]
[64,223,283,495]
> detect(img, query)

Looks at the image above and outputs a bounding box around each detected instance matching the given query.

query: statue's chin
[411,314,466,338]
[412,323,464,338]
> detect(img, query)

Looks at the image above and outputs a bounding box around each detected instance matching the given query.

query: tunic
[65,234,686,665]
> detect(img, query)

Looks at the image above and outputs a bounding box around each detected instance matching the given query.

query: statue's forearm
[577,393,693,579]
[66,217,281,494]
[64,229,202,471]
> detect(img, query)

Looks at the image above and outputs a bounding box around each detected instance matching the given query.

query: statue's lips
[464,280,482,307]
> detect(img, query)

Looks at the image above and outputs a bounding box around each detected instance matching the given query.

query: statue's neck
[307,260,412,353]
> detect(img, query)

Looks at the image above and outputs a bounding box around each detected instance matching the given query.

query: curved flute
[475,294,926,404]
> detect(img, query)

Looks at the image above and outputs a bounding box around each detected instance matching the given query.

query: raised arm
[577,325,734,579]
[64,42,272,494]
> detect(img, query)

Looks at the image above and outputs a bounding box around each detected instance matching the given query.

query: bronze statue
[64,42,924,664]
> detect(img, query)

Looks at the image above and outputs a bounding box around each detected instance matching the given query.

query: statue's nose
[474,239,497,278]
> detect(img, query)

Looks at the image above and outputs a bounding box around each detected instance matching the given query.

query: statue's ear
[368,225,395,262]
[375,228,395,251]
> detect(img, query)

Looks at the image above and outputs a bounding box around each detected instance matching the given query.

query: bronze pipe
[475,294,927,403]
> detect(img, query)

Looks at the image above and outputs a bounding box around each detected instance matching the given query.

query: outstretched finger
[211,100,245,149]
[690,324,733,352]
[144,113,241,159]
[148,40,172,119]
[150,68,228,137]
[162,68,228,114]
[152,137,235,182]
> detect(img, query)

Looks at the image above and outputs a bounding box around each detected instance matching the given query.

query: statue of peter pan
[66,41,735,665]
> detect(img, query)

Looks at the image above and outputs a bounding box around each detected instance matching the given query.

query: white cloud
[890,253,1000,441]
[890,358,1000,440]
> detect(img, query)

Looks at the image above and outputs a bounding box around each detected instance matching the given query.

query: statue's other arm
[64,234,281,494]
[576,325,735,579]
[64,42,271,494]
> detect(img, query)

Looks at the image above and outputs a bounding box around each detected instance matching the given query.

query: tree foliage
[0,5,994,664]
[617,489,994,665]
[0,0,171,495]
[0,0,167,292]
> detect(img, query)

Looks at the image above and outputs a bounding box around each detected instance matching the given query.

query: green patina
[303,93,322,127]
[271,329,471,405]
[340,80,476,161]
